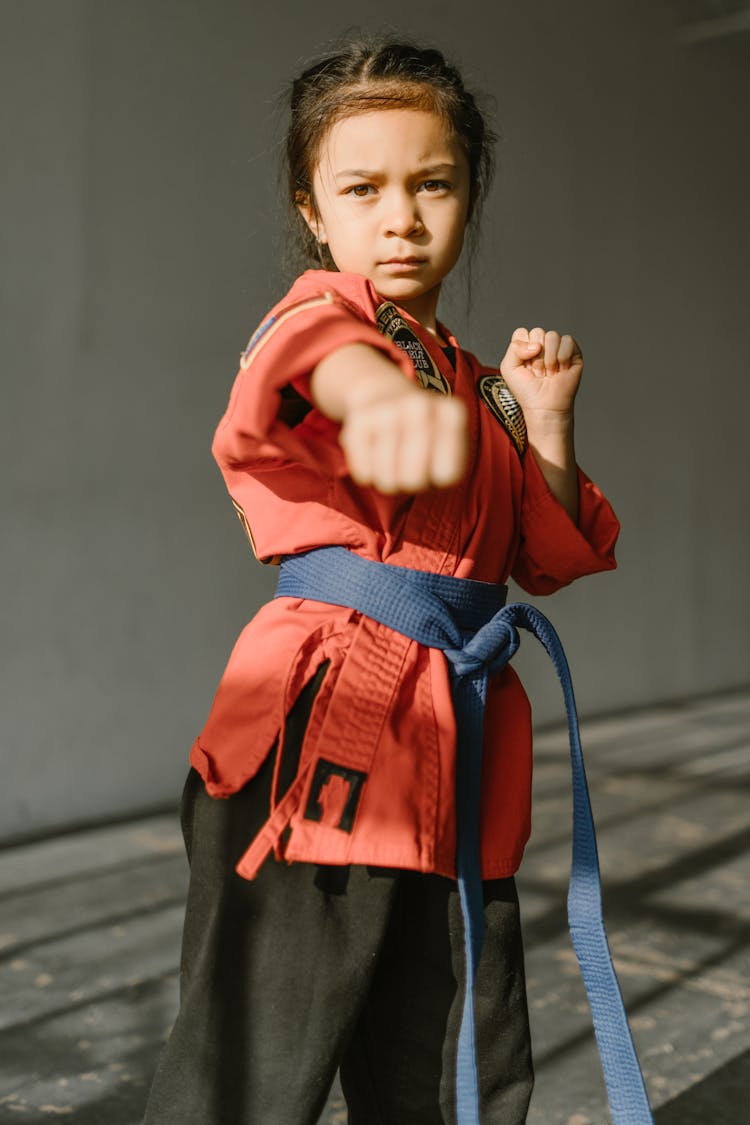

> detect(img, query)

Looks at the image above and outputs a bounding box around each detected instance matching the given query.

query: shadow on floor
[654,1048,750,1124]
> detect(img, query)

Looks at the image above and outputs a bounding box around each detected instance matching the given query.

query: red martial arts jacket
[190,269,620,880]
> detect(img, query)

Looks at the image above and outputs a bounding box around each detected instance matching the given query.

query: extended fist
[499,326,583,418]
[312,341,469,495]
[340,386,468,494]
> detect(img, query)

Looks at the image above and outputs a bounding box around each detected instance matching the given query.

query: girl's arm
[499,328,583,523]
[524,416,578,524]
[311,342,468,494]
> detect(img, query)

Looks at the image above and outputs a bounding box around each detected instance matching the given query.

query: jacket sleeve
[510,445,620,595]
[212,284,415,476]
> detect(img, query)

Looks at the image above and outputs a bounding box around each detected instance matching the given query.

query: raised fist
[499,326,583,419]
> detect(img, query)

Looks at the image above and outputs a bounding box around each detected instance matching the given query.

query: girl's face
[298,107,473,332]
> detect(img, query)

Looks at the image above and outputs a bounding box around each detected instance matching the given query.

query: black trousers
[143,672,534,1125]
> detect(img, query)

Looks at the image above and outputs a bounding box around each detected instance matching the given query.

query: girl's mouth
[380,259,426,271]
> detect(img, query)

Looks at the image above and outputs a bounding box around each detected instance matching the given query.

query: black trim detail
[304,759,367,833]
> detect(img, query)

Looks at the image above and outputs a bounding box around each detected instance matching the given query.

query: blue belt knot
[444,616,520,678]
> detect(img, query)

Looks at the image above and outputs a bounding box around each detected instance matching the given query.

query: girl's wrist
[523,408,575,442]
[343,368,415,417]
[311,342,411,421]
[525,413,577,480]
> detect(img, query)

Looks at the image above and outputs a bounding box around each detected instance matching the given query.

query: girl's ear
[296,191,328,244]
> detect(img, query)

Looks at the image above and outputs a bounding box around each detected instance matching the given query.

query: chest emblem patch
[375,302,451,395]
[478,375,528,457]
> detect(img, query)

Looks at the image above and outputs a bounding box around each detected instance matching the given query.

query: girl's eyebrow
[334,162,459,180]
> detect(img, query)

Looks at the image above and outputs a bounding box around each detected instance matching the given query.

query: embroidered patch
[375,302,451,395]
[304,759,367,833]
[477,374,528,457]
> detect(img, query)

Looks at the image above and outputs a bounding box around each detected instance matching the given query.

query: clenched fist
[340,386,467,494]
[311,341,468,494]
[500,326,583,421]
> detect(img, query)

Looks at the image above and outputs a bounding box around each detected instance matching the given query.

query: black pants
[143,673,534,1125]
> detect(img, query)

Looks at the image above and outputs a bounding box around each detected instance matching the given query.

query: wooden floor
[1,689,749,1123]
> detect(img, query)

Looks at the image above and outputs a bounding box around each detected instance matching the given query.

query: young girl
[144,35,622,1125]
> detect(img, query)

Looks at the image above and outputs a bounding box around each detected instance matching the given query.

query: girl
[144,34,621,1125]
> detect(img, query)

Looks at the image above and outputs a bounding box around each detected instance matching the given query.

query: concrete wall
[2,0,748,841]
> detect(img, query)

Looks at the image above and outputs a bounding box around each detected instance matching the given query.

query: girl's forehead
[316,108,465,173]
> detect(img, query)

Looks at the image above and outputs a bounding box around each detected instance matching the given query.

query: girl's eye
[344,181,451,198]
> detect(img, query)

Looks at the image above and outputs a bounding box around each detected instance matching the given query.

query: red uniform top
[190,269,620,879]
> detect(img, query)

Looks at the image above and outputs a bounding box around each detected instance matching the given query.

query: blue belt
[275,545,653,1124]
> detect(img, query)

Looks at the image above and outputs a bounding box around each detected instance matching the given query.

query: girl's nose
[384,193,424,237]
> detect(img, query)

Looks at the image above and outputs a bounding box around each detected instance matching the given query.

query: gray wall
[2,0,748,841]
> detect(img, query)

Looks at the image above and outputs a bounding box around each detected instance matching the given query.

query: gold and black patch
[375,302,451,395]
[478,375,528,457]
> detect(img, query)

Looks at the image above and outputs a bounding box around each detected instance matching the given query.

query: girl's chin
[369,275,432,296]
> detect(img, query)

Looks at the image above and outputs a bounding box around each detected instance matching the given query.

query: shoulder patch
[477,375,528,457]
[375,302,451,395]
[240,314,276,367]
[239,292,336,370]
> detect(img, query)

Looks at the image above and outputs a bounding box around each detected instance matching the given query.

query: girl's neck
[393,297,450,345]
[386,282,443,341]
[425,323,449,346]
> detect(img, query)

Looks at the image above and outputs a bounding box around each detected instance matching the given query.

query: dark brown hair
[275,31,499,302]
